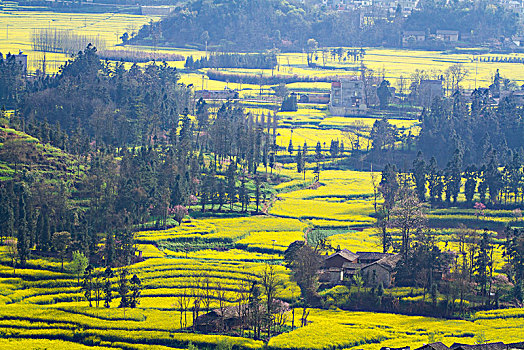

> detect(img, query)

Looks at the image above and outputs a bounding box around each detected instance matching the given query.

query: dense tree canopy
[131,0,520,51]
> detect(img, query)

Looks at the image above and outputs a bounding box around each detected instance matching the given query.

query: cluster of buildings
[319,249,401,287]
[306,0,421,18]
[402,30,460,46]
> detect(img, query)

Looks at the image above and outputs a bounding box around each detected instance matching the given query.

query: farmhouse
[140,6,175,16]
[194,305,246,333]
[298,92,331,104]
[5,51,28,73]
[195,89,239,100]
[415,343,449,350]
[402,31,426,46]
[328,78,367,116]
[436,30,459,42]
[319,250,400,287]
[405,341,524,350]
[195,300,290,333]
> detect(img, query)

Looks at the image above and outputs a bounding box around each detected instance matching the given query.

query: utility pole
[474,56,478,90]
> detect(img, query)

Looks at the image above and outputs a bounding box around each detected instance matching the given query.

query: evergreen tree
[379,163,399,213]
[103,267,114,308]
[485,152,502,204]
[475,229,493,304]
[226,162,236,210]
[377,80,392,109]
[412,152,427,202]
[82,264,94,307]
[118,267,130,309]
[105,232,115,267]
[463,166,478,203]
[0,186,15,242]
[129,274,142,308]
[315,141,322,165]
[449,149,463,203]
[426,157,439,202]
[506,228,524,302]
[52,231,71,271]
[296,146,303,174]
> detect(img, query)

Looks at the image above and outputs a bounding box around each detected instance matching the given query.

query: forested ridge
[22,45,191,148]
[1,46,280,269]
[130,0,520,51]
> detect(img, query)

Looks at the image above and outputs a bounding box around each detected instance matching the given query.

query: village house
[194,300,290,333]
[298,92,331,104]
[195,89,239,100]
[194,305,247,333]
[140,6,175,17]
[402,31,426,46]
[436,30,459,42]
[328,78,367,116]
[319,249,400,287]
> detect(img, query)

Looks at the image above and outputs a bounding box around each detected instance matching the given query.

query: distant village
[195,73,524,117]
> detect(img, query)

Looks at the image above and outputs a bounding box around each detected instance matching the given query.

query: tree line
[0,52,26,109]
[375,164,524,310]
[185,53,277,70]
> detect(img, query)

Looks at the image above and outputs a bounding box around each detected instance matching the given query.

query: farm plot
[0,10,157,72]
[135,216,308,254]
[0,304,264,349]
[278,48,524,88]
[268,308,524,350]
[270,170,377,229]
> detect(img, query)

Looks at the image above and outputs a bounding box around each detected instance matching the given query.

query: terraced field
[2,122,521,349]
[2,8,524,349]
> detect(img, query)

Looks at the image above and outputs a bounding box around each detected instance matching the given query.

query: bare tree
[236,278,251,336]
[446,63,469,92]
[176,286,191,329]
[343,120,368,152]
[191,275,204,330]
[261,264,283,338]
[215,281,228,333]
[389,187,427,259]
[202,273,213,313]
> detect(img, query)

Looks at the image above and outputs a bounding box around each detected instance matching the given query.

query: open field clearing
[135,216,307,251]
[270,170,377,228]
[279,48,524,88]
[268,308,524,350]
[275,108,420,152]
[0,303,264,349]
[0,10,156,71]
[0,304,522,349]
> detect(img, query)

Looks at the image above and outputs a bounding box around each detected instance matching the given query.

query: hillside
[0,126,81,182]
[130,0,520,51]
